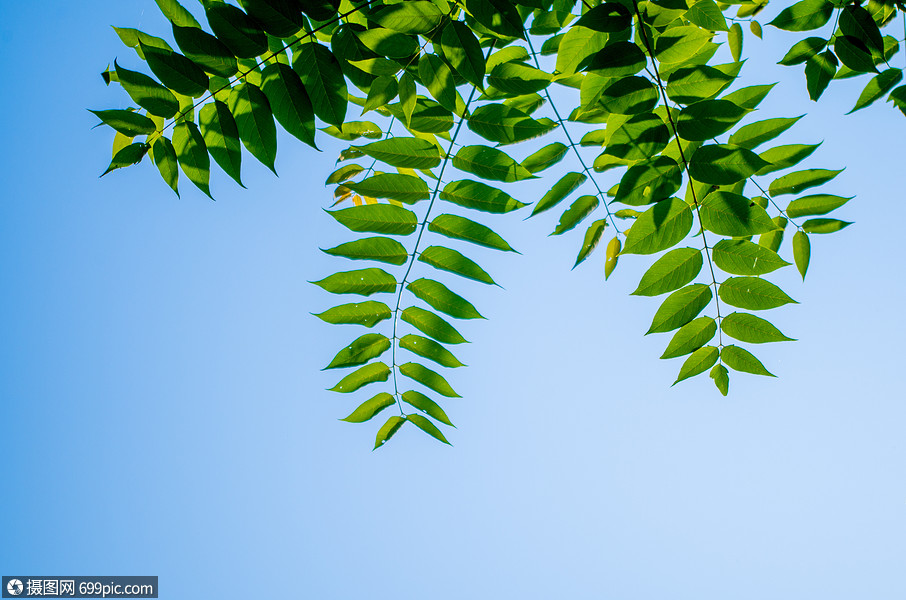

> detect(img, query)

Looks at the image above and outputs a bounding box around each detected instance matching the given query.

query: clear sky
[1,2,905,599]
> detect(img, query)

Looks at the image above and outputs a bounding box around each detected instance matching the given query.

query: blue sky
[2,2,905,598]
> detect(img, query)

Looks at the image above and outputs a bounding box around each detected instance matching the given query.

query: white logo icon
[6,579,23,596]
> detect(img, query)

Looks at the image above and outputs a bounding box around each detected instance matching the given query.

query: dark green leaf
[293,42,347,127]
[314,301,392,327]
[172,23,238,78]
[622,198,693,255]
[328,204,418,235]
[89,109,156,136]
[114,61,178,118]
[322,237,409,265]
[341,392,395,423]
[428,214,516,252]
[575,2,632,32]
[440,21,486,88]
[324,333,391,369]
[676,100,749,141]
[721,312,795,344]
[418,246,496,286]
[849,68,903,113]
[370,1,444,34]
[261,62,317,148]
[468,104,557,145]
[172,121,212,198]
[102,142,149,176]
[199,100,244,186]
[419,54,460,114]
[613,157,683,206]
[311,268,397,296]
[769,0,833,31]
[721,345,775,377]
[401,306,468,344]
[399,362,460,397]
[228,82,278,173]
[400,334,465,368]
[718,277,797,310]
[699,192,778,236]
[632,247,703,297]
[465,0,525,39]
[407,278,484,320]
[151,136,179,195]
[440,180,527,214]
[689,144,771,185]
[206,3,268,59]
[329,362,391,393]
[141,43,209,97]
[452,146,536,183]
[805,50,837,100]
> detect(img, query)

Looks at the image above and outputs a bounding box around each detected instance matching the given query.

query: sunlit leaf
[721,312,795,344]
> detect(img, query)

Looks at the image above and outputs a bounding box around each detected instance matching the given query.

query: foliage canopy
[91,0,906,447]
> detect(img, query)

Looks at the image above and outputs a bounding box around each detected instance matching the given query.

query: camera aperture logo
[5,580,22,597]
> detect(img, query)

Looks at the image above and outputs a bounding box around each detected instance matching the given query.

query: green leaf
[574,2,632,32]
[440,180,526,214]
[154,0,201,28]
[667,63,740,104]
[400,362,460,397]
[786,194,852,219]
[604,236,621,280]
[428,214,516,252]
[228,82,278,173]
[328,204,418,235]
[779,37,826,66]
[419,54,460,114]
[532,172,586,217]
[261,62,317,149]
[718,277,797,310]
[721,312,795,344]
[406,414,452,445]
[573,219,607,268]
[802,218,852,234]
[325,333,391,369]
[401,306,468,344]
[805,51,838,101]
[171,23,237,78]
[353,138,441,169]
[721,345,775,377]
[522,142,569,173]
[689,144,772,185]
[613,157,683,206]
[756,143,821,175]
[439,21,486,88]
[661,317,717,359]
[89,109,156,136]
[728,23,743,61]
[329,362,391,393]
[555,25,608,75]
[674,346,720,384]
[238,0,304,38]
[345,174,430,204]
[199,100,244,187]
[687,0,729,32]
[655,25,714,64]
[112,27,172,58]
[728,116,803,150]
[464,0,525,39]
[311,268,397,296]
[151,136,179,195]
[604,113,670,161]
[341,393,396,423]
[834,35,878,74]
[374,415,405,449]
[407,278,484,320]
[397,72,417,127]
[632,247,703,297]
[314,301,392,327]
[769,168,843,196]
[468,104,557,145]
[759,217,787,253]
[172,121,212,198]
[355,28,419,60]
[293,41,347,128]
[141,43,208,97]
[849,68,903,113]
[722,83,776,110]
[840,3,884,54]
[322,121,382,141]
[593,76,659,115]
[647,284,713,334]
[452,146,536,183]
[205,3,268,59]
[418,246,496,286]
[369,1,444,34]
[401,390,453,426]
[102,142,150,176]
[710,363,729,395]
[400,334,465,368]
[583,42,647,78]
[489,62,553,95]
[622,198,694,256]
[552,195,599,235]
[322,237,409,265]
[676,99,750,141]
[363,76,399,115]
[699,192,778,236]
[114,61,178,118]
[769,0,833,32]
[793,230,810,279]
